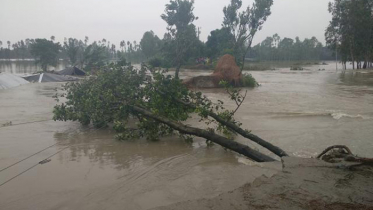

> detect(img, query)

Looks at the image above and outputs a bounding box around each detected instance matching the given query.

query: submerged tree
[326,0,373,69]
[82,42,108,71]
[205,28,235,58]
[63,38,84,66]
[161,0,199,78]
[140,31,161,59]
[222,0,273,71]
[30,39,61,71]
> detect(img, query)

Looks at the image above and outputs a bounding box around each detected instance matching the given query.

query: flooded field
[0,59,69,75]
[1,62,373,209]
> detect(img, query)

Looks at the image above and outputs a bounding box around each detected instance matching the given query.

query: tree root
[317,145,373,167]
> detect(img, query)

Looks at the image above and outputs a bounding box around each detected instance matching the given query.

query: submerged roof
[58,67,86,76]
[24,73,78,83]
[0,73,29,90]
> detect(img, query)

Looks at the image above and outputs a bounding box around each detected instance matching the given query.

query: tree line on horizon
[0,32,334,66]
[247,34,334,61]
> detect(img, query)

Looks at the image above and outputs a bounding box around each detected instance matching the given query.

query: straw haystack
[183,54,242,88]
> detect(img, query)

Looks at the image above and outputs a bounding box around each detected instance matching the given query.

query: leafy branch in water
[53,62,287,161]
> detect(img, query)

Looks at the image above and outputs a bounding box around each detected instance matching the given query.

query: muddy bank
[153,157,373,210]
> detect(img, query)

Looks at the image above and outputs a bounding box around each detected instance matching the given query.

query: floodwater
[1,62,373,210]
[0,59,69,74]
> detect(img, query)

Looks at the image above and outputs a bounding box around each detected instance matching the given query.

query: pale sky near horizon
[0,0,332,47]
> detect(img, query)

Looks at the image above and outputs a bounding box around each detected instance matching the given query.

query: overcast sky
[0,0,332,47]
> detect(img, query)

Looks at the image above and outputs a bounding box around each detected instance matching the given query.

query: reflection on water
[339,70,373,86]
[0,60,69,74]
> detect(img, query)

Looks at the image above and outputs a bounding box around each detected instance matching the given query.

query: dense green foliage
[30,39,61,71]
[82,42,108,71]
[161,0,201,78]
[63,38,84,66]
[54,64,188,140]
[206,28,234,58]
[326,0,373,69]
[140,31,161,59]
[240,73,259,87]
[221,0,273,69]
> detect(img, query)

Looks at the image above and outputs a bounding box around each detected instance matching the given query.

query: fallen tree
[53,63,287,162]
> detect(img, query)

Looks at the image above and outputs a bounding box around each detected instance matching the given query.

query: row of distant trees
[0,32,333,64]
[247,34,334,61]
[326,0,373,69]
[0,36,143,70]
[1,0,343,73]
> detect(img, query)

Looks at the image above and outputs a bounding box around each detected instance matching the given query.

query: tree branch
[130,104,276,162]
[155,90,288,158]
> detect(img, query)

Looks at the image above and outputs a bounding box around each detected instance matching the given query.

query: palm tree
[120,41,125,52]
[84,36,89,46]
[7,41,11,49]
[51,36,55,41]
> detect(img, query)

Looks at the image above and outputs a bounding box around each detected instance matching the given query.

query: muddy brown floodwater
[0,62,373,210]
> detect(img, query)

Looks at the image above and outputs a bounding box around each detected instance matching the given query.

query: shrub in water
[240,73,259,87]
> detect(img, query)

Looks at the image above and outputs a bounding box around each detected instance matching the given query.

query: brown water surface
[0,62,372,209]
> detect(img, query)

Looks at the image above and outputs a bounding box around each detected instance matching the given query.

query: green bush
[147,57,173,68]
[240,73,259,87]
[148,57,163,67]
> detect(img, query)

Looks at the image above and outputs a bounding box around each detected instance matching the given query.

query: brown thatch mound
[183,54,242,88]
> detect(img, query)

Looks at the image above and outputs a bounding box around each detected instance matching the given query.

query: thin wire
[0,146,70,188]
[0,143,59,173]
[0,122,96,172]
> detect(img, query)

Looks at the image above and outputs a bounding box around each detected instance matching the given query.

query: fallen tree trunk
[130,105,276,162]
[208,111,288,157]
[156,90,288,158]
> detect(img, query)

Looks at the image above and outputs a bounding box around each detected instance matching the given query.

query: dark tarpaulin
[58,67,86,76]
[24,73,78,83]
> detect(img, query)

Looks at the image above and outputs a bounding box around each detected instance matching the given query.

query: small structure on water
[23,73,78,83]
[57,67,86,76]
